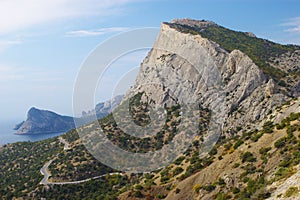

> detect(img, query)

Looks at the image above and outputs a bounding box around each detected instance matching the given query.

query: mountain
[15,96,123,134]
[15,107,75,134]
[125,18,298,136]
[81,95,123,119]
[2,19,300,199]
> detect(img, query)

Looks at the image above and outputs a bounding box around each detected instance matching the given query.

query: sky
[0,0,300,121]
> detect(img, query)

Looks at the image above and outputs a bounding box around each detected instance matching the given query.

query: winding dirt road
[40,137,120,185]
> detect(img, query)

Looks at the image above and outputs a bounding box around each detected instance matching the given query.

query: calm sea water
[0,120,65,146]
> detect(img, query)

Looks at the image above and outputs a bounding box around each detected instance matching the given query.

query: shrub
[284,187,299,198]
[218,178,225,186]
[233,163,240,168]
[232,187,240,194]
[135,184,143,190]
[209,147,218,156]
[156,194,166,199]
[289,113,300,121]
[259,147,272,155]
[174,156,185,165]
[203,184,216,192]
[193,184,201,193]
[251,133,263,142]
[275,167,293,180]
[262,121,274,133]
[134,191,143,198]
[276,123,286,130]
[234,139,244,149]
[172,167,183,176]
[287,125,297,137]
[274,138,287,148]
[224,142,232,151]
[241,152,256,163]
[216,192,227,200]
[175,188,180,194]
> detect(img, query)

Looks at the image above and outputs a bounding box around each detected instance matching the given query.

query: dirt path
[40,136,121,185]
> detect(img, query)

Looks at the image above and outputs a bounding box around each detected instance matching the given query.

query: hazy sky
[0,0,300,120]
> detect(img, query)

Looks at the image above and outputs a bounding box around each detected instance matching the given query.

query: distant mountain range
[15,95,123,134]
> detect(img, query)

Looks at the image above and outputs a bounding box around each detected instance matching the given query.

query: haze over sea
[0,120,64,146]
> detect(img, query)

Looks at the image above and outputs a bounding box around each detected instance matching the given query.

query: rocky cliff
[124,19,297,136]
[16,107,75,134]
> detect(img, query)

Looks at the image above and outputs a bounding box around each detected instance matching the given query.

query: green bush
[135,184,143,190]
[251,133,263,142]
[209,147,218,156]
[232,187,240,194]
[284,187,299,198]
[134,190,144,198]
[233,163,240,168]
[262,121,274,133]
[276,123,286,130]
[172,167,184,176]
[203,184,216,192]
[174,156,185,165]
[274,138,287,148]
[241,152,256,163]
[156,194,166,199]
[234,139,244,149]
[289,113,300,121]
[259,147,271,155]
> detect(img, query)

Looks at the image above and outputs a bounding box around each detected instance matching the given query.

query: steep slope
[16,107,75,134]
[119,98,300,200]
[126,19,290,136]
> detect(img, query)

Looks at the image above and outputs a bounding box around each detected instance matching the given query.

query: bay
[0,120,65,146]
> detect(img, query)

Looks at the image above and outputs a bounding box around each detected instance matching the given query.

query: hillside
[1,98,299,199]
[119,98,300,200]
[1,19,300,199]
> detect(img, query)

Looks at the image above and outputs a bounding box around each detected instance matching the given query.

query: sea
[0,120,65,146]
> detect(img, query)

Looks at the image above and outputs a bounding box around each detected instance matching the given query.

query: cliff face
[118,20,300,200]
[16,107,75,134]
[125,19,289,135]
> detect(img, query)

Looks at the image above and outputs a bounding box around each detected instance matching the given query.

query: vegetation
[0,138,61,198]
[284,187,299,198]
[1,76,300,200]
[35,174,130,200]
[241,152,256,163]
[167,22,300,82]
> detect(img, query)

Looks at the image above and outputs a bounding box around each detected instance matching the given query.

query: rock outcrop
[124,19,288,135]
[16,107,75,134]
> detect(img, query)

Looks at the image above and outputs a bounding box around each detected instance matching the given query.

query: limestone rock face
[125,20,288,134]
[265,79,276,98]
